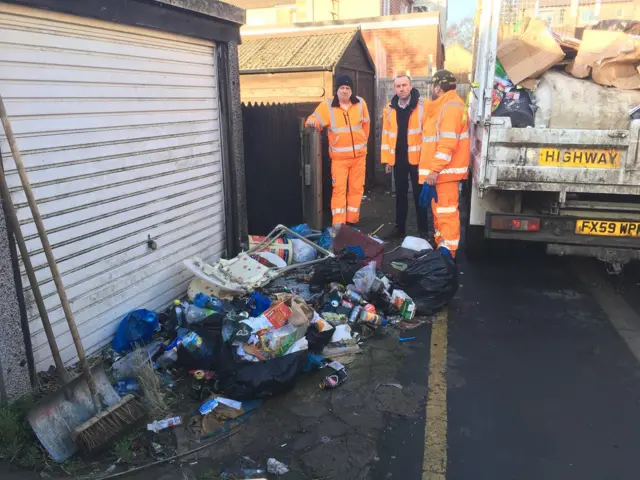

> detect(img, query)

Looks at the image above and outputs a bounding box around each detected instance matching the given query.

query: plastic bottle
[183,304,214,324]
[156,347,178,368]
[169,300,184,329]
[113,378,139,395]
[193,292,224,313]
[182,331,214,358]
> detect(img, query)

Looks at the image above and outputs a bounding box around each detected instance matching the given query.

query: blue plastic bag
[193,292,224,312]
[112,309,159,353]
[318,228,333,250]
[286,224,314,239]
[247,291,271,317]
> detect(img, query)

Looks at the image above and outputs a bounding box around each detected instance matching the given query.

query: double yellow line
[423,309,448,480]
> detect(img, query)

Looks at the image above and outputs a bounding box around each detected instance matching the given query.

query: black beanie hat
[335,74,354,93]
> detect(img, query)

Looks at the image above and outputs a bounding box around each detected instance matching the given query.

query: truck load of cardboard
[496,18,640,91]
[491,18,640,129]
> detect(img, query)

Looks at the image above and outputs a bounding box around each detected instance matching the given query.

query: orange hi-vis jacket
[418,90,470,184]
[307,96,370,160]
[381,97,425,166]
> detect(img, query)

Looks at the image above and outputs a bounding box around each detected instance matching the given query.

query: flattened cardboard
[566,30,640,90]
[497,19,565,85]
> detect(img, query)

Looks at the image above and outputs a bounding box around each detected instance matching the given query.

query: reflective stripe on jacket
[381,98,425,166]
[418,90,470,184]
[307,96,370,160]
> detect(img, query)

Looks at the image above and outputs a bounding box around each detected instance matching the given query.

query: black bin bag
[216,351,309,400]
[399,250,459,316]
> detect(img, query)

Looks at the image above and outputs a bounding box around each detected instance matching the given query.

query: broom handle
[0,95,98,404]
[0,153,67,383]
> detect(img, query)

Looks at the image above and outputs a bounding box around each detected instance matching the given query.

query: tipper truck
[467,0,640,272]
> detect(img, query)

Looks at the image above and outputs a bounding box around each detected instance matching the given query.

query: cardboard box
[263,301,292,329]
[497,19,565,86]
[566,30,640,90]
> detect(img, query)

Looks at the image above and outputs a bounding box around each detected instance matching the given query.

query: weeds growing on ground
[0,396,36,465]
[112,430,145,464]
[134,349,169,417]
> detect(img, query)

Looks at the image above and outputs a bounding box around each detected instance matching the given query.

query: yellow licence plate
[575,220,640,237]
[539,148,621,168]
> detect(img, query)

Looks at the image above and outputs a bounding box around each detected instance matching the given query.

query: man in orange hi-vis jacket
[306,75,370,226]
[418,70,470,259]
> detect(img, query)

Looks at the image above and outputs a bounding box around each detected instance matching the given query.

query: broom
[0,95,145,454]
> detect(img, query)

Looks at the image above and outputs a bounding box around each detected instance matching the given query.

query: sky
[447,0,477,25]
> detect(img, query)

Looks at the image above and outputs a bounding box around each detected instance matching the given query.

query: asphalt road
[446,251,640,480]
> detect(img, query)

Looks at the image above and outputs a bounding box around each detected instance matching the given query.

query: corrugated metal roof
[239,30,358,73]
[220,0,295,9]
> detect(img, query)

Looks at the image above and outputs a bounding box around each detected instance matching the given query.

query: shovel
[27,365,122,462]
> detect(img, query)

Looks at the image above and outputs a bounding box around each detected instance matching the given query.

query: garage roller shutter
[0,4,225,372]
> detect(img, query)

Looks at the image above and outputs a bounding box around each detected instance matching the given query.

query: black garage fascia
[2,0,242,43]
[2,0,248,257]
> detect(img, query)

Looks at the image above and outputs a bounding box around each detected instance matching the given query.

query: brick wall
[362,23,442,78]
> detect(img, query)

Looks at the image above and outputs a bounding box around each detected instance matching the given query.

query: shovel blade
[27,365,120,462]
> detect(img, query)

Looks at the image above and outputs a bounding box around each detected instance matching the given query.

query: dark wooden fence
[242,102,305,235]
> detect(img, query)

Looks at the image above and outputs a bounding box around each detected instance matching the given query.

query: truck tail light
[490,216,540,232]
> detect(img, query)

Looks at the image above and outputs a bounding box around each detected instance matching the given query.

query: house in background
[223,0,414,25]
[227,0,298,25]
[412,0,447,32]
[503,0,639,36]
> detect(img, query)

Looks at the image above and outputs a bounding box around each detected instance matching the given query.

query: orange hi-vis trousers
[331,155,366,225]
[432,181,461,256]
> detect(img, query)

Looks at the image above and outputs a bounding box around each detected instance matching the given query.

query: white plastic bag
[353,261,377,294]
[292,239,317,263]
[285,337,309,355]
[331,324,353,343]
[401,236,433,252]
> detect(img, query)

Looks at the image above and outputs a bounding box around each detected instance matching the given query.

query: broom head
[72,394,146,454]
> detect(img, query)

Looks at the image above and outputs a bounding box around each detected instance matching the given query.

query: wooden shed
[239,28,378,186]
[239,28,376,105]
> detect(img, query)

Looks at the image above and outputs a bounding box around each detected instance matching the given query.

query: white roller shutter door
[0,4,225,372]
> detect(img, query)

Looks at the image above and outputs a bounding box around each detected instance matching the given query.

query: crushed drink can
[364,304,376,314]
[344,289,363,305]
[341,299,354,310]
[349,305,363,324]
[359,310,388,326]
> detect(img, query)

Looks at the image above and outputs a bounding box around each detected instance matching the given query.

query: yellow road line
[423,309,448,480]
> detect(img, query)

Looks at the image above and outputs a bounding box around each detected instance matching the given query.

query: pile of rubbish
[102,224,457,460]
[491,18,640,129]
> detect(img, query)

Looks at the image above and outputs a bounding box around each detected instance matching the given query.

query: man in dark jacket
[381,74,431,238]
